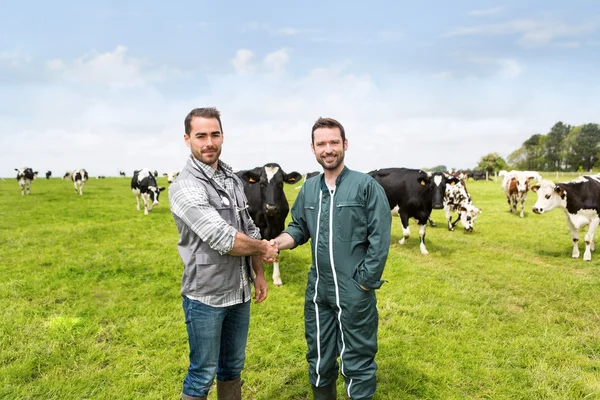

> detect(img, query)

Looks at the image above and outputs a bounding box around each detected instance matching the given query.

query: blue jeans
[182,297,251,397]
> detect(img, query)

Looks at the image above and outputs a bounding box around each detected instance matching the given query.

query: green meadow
[1,174,599,399]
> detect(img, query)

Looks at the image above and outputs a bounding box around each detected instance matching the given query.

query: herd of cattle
[12,165,600,278]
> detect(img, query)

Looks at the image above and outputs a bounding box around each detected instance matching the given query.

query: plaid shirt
[170,156,261,307]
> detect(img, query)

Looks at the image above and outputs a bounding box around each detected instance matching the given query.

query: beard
[192,146,221,166]
[316,152,345,170]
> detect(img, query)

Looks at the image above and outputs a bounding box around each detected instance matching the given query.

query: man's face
[311,127,348,171]
[184,117,223,168]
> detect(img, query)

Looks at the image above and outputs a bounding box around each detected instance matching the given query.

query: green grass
[1,174,599,399]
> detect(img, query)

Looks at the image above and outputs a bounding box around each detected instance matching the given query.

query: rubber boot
[311,383,336,400]
[217,377,242,400]
[181,393,207,400]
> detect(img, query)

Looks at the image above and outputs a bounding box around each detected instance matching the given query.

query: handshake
[261,239,279,263]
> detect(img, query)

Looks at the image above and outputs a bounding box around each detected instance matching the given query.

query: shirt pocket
[194,250,239,296]
[336,201,367,242]
[304,202,317,233]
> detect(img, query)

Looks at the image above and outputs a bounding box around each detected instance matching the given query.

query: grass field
[1,173,599,399]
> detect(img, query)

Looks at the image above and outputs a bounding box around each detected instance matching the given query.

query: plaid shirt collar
[189,155,234,180]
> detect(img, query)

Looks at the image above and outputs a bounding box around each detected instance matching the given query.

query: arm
[169,179,277,261]
[279,185,310,249]
[356,180,392,290]
[251,255,268,303]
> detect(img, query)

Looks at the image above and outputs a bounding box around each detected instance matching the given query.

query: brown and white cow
[163,169,181,184]
[532,176,600,261]
[15,167,34,195]
[501,171,537,218]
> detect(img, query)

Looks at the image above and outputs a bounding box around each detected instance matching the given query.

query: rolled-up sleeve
[169,179,237,254]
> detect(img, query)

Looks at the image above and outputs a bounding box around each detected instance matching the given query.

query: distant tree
[522,134,547,170]
[476,153,508,173]
[429,165,447,172]
[571,123,600,171]
[507,147,527,170]
[545,121,570,170]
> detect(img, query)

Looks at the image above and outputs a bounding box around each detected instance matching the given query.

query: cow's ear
[531,185,540,193]
[449,177,459,186]
[159,187,166,192]
[284,172,303,184]
[418,177,427,185]
[527,176,534,182]
[241,171,261,184]
[459,206,467,212]
[555,186,565,199]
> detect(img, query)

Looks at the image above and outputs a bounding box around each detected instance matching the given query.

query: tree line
[474,122,600,173]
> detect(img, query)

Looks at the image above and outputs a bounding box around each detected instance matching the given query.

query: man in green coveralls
[272,117,391,400]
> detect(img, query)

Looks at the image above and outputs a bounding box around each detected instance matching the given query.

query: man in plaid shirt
[169,107,278,400]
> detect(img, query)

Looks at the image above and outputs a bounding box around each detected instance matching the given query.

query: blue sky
[1,1,599,177]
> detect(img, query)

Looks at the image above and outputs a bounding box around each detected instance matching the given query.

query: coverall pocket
[336,202,367,242]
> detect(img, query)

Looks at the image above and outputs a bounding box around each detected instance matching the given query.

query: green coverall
[284,167,391,399]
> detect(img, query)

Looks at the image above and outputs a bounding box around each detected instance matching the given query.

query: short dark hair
[311,117,346,144]
[184,107,223,136]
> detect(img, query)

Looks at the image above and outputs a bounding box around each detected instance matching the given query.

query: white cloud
[468,7,503,17]
[263,48,290,74]
[231,49,256,75]
[448,18,600,47]
[0,51,31,68]
[46,45,184,88]
[2,48,599,179]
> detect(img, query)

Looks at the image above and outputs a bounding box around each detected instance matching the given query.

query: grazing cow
[467,170,488,181]
[131,168,166,215]
[119,170,126,177]
[163,169,181,184]
[369,168,445,255]
[45,171,52,179]
[70,169,88,195]
[97,176,106,179]
[502,171,537,217]
[239,163,302,286]
[444,181,482,232]
[15,167,34,195]
[532,176,600,261]
[33,171,39,179]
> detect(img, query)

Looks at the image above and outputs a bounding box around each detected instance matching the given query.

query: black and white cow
[131,168,166,215]
[443,180,482,232]
[45,171,52,179]
[119,170,126,177]
[532,176,600,261]
[15,167,34,195]
[239,163,302,286]
[369,168,447,255]
[70,169,88,195]
[33,171,39,179]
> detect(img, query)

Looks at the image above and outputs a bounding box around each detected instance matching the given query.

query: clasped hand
[262,239,278,263]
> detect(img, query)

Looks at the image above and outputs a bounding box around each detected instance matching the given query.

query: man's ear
[184,134,191,147]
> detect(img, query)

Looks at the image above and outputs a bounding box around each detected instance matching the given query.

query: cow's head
[531,180,566,214]
[458,204,482,232]
[144,185,166,210]
[242,163,302,216]
[431,172,459,209]
[15,168,33,180]
[165,170,180,184]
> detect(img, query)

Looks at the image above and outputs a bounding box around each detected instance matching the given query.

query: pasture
[1,174,599,399]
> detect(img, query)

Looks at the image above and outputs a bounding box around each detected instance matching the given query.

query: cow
[33,171,39,179]
[368,168,448,255]
[15,167,34,195]
[45,171,52,179]
[239,163,302,286]
[70,169,88,195]
[163,169,181,184]
[295,171,320,190]
[532,175,600,261]
[467,170,488,181]
[444,180,482,232]
[119,170,126,177]
[131,168,166,215]
[97,176,106,179]
[501,170,538,217]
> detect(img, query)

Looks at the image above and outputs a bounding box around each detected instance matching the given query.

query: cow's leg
[428,217,436,227]
[418,223,428,255]
[398,212,410,245]
[135,193,141,211]
[144,199,149,215]
[444,206,454,231]
[565,215,580,259]
[519,194,526,218]
[73,181,78,193]
[272,259,282,286]
[583,217,599,261]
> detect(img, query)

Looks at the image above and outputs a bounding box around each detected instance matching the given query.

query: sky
[1,0,600,177]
